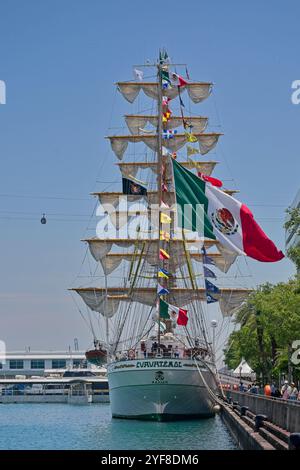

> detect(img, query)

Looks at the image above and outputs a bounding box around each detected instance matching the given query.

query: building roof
[233,358,254,376]
[2,351,86,360]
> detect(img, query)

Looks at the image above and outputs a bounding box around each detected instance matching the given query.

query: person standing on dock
[281,380,290,399]
[289,383,298,400]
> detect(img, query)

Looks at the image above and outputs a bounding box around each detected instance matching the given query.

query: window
[73,360,81,368]
[52,360,66,369]
[9,360,24,369]
[31,360,45,369]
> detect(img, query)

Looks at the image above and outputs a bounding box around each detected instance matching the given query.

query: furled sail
[107,133,222,159]
[117,82,212,104]
[75,289,121,318]
[72,287,251,318]
[93,252,235,275]
[117,160,218,178]
[125,115,208,134]
[93,188,239,208]
[84,238,218,261]
[85,237,237,275]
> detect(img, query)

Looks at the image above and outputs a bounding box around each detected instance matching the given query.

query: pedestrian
[289,382,298,400]
[264,384,271,396]
[281,380,290,399]
[270,383,276,396]
[273,386,281,398]
[249,383,258,394]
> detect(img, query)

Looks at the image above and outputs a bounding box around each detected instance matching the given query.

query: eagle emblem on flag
[211,208,239,235]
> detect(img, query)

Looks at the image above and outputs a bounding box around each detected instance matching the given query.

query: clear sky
[0,0,299,351]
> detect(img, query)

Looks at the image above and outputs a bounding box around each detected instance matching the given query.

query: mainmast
[156,51,164,347]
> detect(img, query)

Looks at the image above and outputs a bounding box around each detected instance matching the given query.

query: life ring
[128,349,135,359]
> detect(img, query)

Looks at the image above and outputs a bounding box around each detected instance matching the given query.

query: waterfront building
[0,350,105,378]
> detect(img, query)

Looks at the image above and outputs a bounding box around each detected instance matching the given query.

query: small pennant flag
[160,213,172,224]
[160,230,170,241]
[204,266,216,278]
[160,298,188,326]
[160,201,170,209]
[206,293,218,304]
[157,284,170,296]
[122,178,147,195]
[159,249,170,260]
[134,68,144,81]
[158,268,169,279]
[179,95,185,107]
[187,145,200,157]
[205,279,220,294]
[201,246,216,265]
[203,254,216,265]
[198,172,223,188]
[171,73,188,87]
[185,132,198,143]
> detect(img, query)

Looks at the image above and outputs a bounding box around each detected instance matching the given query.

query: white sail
[125,115,208,134]
[85,238,217,260]
[94,188,238,209]
[72,287,251,318]
[117,160,218,178]
[107,133,221,160]
[117,82,212,104]
[94,252,235,275]
[76,290,121,318]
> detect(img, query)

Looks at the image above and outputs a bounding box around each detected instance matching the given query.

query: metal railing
[226,390,300,432]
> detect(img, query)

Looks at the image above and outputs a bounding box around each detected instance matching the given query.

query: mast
[104,267,109,348]
[156,51,163,347]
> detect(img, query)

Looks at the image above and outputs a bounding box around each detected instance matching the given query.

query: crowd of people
[237,380,300,401]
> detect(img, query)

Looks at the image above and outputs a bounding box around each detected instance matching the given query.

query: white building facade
[0,351,89,377]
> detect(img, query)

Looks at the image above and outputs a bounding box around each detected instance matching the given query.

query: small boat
[85,344,107,366]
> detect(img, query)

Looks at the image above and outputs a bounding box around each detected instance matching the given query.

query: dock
[220,390,300,450]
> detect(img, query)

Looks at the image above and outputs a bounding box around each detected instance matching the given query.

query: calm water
[0,404,237,450]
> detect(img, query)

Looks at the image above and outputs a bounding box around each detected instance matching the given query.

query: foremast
[156,53,164,347]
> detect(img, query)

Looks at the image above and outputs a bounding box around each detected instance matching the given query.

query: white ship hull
[107,358,217,420]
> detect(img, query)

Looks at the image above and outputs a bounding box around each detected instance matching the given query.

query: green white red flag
[159,298,188,326]
[172,159,284,263]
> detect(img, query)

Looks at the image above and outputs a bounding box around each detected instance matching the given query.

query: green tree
[285,207,300,272]
[224,279,300,383]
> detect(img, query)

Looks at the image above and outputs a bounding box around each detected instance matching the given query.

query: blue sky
[0,0,299,350]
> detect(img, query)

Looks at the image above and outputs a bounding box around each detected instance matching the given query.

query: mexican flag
[172,159,284,262]
[159,299,188,326]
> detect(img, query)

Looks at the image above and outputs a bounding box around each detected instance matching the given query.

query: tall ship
[70,50,284,420]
